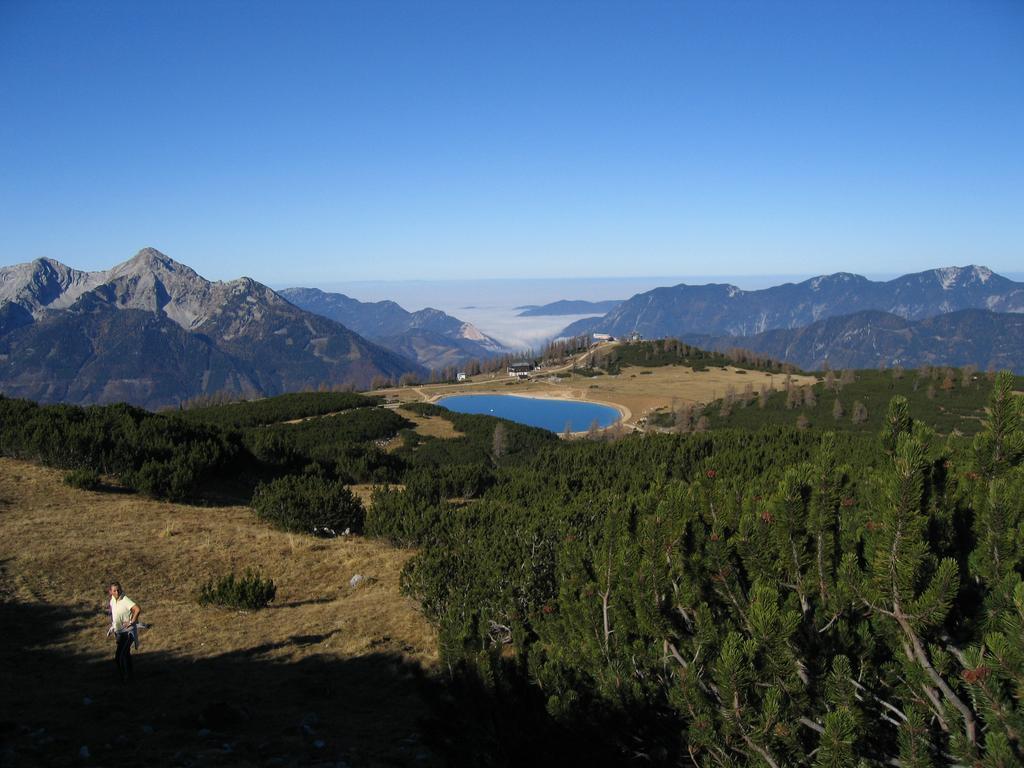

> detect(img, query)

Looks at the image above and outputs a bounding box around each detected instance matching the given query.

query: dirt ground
[376,364,817,429]
[0,458,440,767]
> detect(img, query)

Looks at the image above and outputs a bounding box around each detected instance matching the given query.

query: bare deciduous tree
[960,364,977,387]
[803,386,817,408]
[851,400,868,424]
[676,403,694,433]
[786,385,803,410]
[492,423,507,460]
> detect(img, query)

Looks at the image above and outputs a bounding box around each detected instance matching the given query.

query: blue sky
[1,1,1021,284]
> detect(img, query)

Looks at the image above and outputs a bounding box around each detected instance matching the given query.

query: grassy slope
[0,458,439,767]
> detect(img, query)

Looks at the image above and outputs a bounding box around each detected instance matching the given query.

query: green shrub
[63,468,101,490]
[197,570,276,610]
[365,485,445,546]
[180,391,379,428]
[0,398,239,500]
[251,475,365,534]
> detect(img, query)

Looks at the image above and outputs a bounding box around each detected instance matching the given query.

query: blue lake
[436,394,620,433]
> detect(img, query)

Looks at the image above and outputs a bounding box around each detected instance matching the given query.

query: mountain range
[684,308,1024,373]
[279,287,507,370]
[0,249,423,408]
[516,299,623,317]
[3,252,1022,409]
[561,266,1024,339]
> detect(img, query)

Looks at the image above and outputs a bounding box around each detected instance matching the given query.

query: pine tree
[860,429,978,754]
[961,581,1024,767]
[879,395,912,456]
[973,371,1024,478]
[960,371,1024,765]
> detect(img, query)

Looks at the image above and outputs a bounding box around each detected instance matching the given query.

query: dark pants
[115,632,134,682]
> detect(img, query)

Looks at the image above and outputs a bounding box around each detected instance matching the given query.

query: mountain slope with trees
[394,376,1024,765]
[685,308,1024,373]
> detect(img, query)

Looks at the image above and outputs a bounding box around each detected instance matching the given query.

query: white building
[508,363,534,378]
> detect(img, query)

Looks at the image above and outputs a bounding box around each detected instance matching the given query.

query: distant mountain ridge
[0,249,422,408]
[683,308,1024,373]
[279,287,508,369]
[560,266,1024,339]
[516,299,623,317]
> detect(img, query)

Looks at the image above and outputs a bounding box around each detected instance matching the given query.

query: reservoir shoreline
[435,393,625,435]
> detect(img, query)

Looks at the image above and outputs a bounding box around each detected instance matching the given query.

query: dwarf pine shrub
[63,468,101,491]
[251,475,364,535]
[197,570,276,610]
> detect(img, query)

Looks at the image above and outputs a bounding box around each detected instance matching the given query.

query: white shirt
[109,594,137,632]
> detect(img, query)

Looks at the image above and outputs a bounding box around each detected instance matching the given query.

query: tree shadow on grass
[0,596,641,768]
[270,595,337,610]
[0,596,436,767]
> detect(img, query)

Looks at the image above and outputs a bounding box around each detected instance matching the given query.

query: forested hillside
[390,376,1024,766]
[698,367,1023,438]
[1,373,1022,765]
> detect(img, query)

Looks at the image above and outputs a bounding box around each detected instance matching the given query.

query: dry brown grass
[398,407,462,440]
[379,406,463,452]
[0,458,439,766]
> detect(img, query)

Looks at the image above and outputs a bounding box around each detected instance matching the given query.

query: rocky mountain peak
[945,264,994,286]
[808,272,863,291]
[899,265,999,291]
[109,247,201,282]
[934,266,972,290]
[133,246,173,264]
[0,257,102,314]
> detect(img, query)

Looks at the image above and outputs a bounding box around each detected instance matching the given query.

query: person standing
[107,581,140,683]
